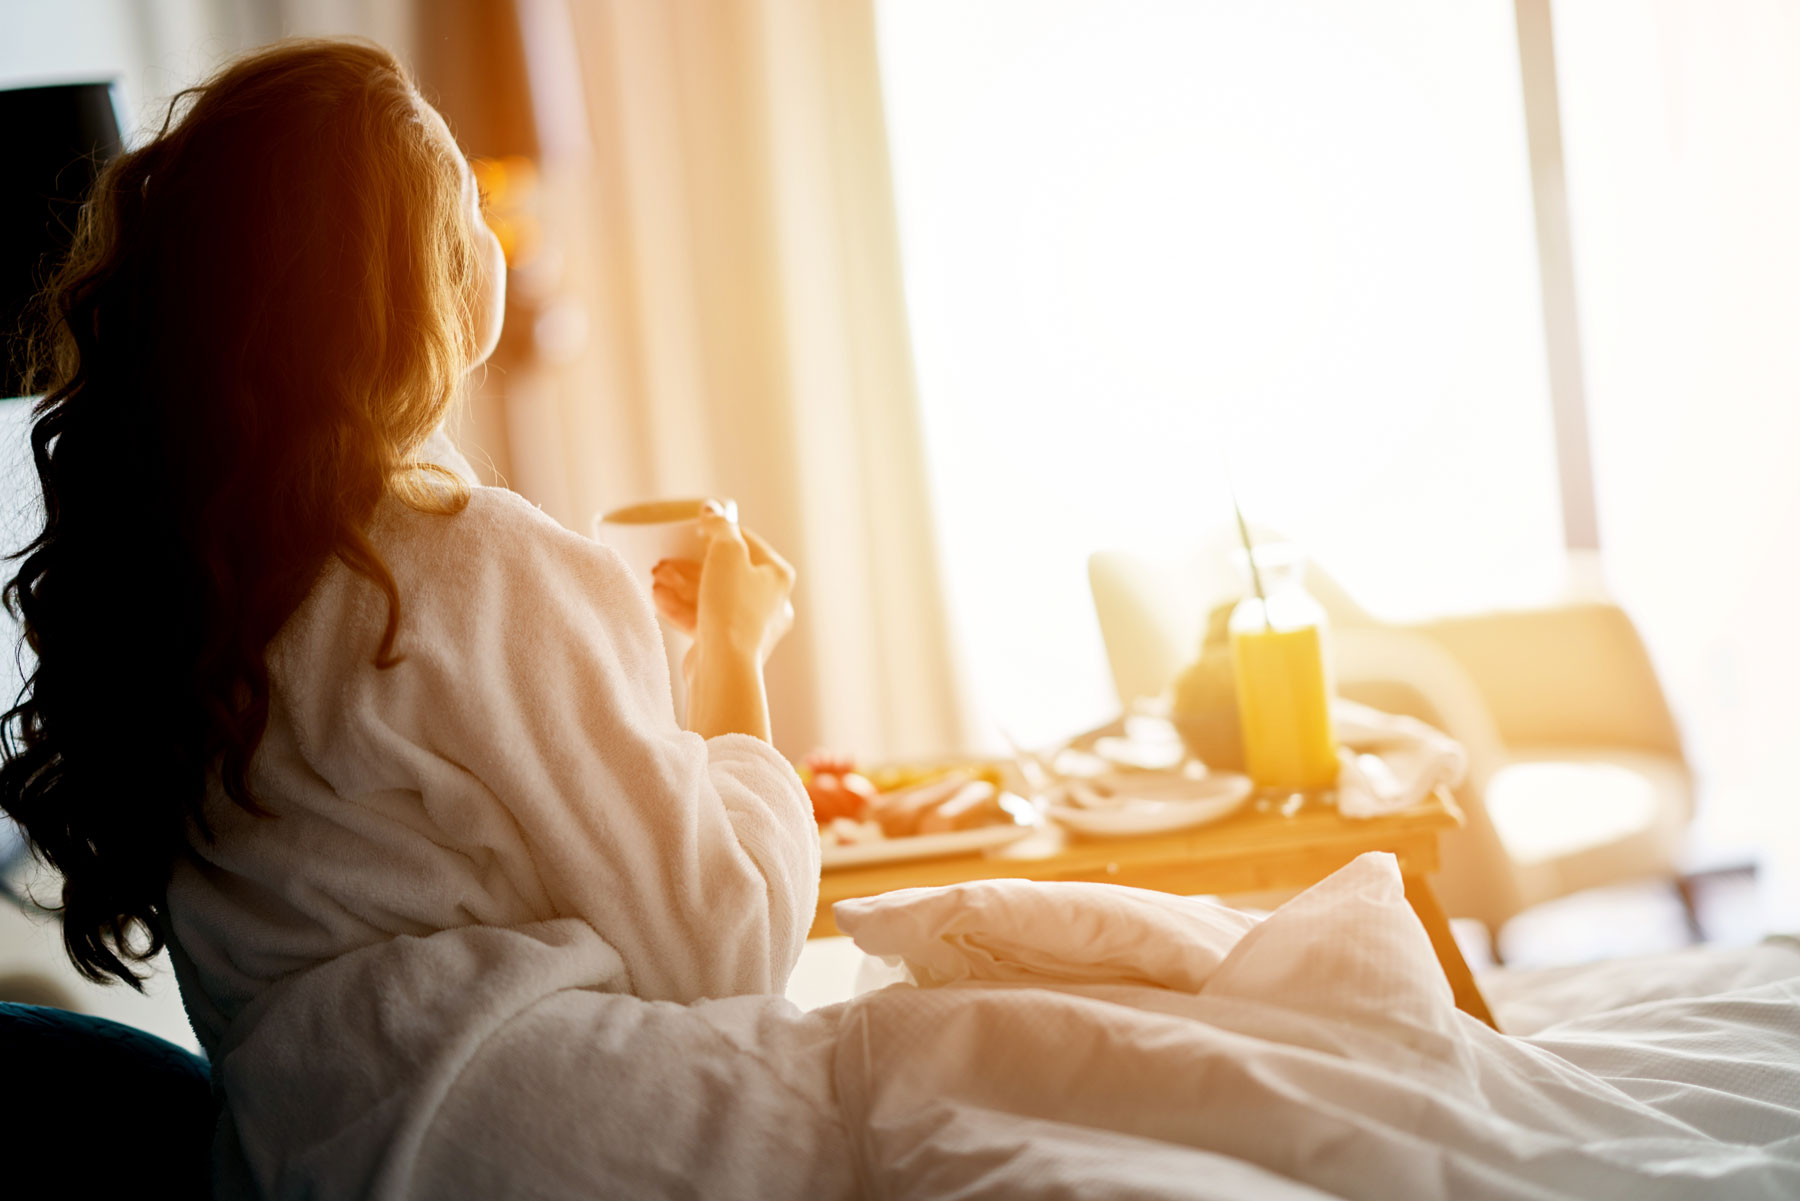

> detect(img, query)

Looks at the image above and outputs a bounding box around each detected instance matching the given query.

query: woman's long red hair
[1,39,481,987]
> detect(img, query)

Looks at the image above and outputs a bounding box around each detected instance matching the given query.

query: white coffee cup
[591,497,738,726]
[591,497,737,592]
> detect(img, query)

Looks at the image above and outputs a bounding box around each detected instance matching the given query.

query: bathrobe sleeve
[349,488,820,1003]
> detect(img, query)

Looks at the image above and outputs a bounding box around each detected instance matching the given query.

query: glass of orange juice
[1228,544,1339,806]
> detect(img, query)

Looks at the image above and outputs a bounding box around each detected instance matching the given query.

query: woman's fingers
[652,559,700,634]
[700,496,739,524]
[739,526,796,585]
[653,585,698,634]
[698,498,746,549]
[653,559,700,634]
[652,557,701,599]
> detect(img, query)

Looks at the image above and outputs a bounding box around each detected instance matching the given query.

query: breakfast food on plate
[818,815,885,848]
[915,779,1007,834]
[862,760,1006,795]
[801,751,878,822]
[870,774,968,836]
[875,773,1007,837]
[801,752,1016,849]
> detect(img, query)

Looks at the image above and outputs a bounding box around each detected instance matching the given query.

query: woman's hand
[652,503,794,659]
[697,503,795,661]
[651,558,702,635]
[653,500,796,741]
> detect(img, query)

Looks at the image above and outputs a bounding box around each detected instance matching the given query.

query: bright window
[877,0,1565,745]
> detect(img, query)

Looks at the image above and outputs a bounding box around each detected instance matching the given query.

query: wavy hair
[1,39,484,986]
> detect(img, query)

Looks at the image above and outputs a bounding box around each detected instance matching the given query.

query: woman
[2,39,847,1198]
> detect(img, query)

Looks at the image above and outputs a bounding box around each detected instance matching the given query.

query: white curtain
[1551,0,1800,845]
[460,0,975,761]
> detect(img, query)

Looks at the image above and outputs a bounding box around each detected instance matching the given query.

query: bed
[808,861,1796,1200]
[12,852,1794,1199]
[324,851,1796,1201]
[1477,936,1800,1036]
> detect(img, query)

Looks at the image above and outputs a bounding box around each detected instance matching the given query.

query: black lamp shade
[1,82,126,398]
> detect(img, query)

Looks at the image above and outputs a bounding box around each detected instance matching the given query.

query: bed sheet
[834,857,1800,1201]
[1481,936,1800,1035]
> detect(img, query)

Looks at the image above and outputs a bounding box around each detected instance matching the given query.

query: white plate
[819,800,1040,870]
[1046,773,1253,837]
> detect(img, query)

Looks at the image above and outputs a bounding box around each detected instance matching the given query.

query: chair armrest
[1089,551,1218,706]
[1332,626,1509,786]
[1408,603,1685,759]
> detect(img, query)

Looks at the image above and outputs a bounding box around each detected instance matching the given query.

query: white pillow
[1200,851,1455,1033]
[833,852,1454,1037]
[833,877,1260,991]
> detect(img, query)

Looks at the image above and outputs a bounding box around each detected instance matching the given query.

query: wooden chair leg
[1485,921,1506,969]
[1672,875,1707,944]
[1671,859,1757,945]
[1403,872,1498,1030]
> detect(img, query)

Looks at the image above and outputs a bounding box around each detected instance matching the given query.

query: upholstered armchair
[1088,545,1694,946]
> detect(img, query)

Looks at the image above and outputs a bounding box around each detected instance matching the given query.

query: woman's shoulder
[296,485,649,655]
[381,482,560,547]
[376,485,626,590]
[272,484,666,723]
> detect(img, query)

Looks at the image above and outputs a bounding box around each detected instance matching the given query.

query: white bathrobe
[164,448,841,1198]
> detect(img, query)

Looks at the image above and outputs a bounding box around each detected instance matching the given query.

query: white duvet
[208,852,1800,1200]
[830,855,1800,1200]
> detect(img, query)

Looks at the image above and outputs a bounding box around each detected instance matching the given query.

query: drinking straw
[1215,425,1271,629]
[1228,485,1271,629]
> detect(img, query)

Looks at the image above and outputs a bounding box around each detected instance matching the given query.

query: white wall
[1,0,247,134]
[0,0,416,136]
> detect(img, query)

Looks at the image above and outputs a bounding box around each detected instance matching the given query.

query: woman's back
[158,472,834,1198]
[167,470,817,1054]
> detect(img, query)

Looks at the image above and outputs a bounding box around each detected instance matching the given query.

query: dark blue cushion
[0,1002,212,1196]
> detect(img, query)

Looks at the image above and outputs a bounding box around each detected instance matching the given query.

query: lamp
[0,81,126,399]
